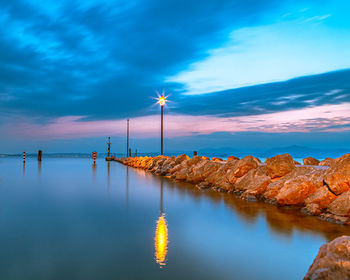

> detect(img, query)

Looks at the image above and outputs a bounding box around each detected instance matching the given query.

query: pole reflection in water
[38,161,42,179]
[154,179,168,267]
[107,162,110,193]
[125,166,129,211]
[92,163,97,183]
[22,162,25,178]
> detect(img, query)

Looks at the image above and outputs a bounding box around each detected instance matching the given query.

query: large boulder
[174,154,190,165]
[324,154,350,195]
[227,155,239,162]
[263,166,322,201]
[305,186,337,212]
[327,191,350,217]
[266,154,295,179]
[276,175,317,205]
[303,157,320,165]
[187,161,221,184]
[304,236,350,280]
[319,158,335,167]
[234,165,271,197]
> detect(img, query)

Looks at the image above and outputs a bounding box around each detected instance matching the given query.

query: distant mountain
[258,145,349,159]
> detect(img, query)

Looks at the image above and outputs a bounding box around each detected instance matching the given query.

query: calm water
[0,158,349,280]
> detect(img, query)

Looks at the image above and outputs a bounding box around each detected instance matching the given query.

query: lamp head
[158,96,166,106]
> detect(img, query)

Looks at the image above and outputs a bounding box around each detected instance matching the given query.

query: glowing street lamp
[157,95,167,156]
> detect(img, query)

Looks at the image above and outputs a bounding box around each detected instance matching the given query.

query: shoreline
[114,153,350,225]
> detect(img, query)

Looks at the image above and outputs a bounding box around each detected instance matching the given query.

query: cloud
[0,0,286,120]
[4,102,349,140]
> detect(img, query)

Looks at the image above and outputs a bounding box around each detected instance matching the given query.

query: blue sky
[0,0,349,153]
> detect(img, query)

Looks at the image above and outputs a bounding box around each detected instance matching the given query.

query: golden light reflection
[154,214,168,267]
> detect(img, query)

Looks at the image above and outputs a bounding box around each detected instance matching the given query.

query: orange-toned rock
[305,186,337,210]
[202,156,210,160]
[266,154,295,179]
[276,175,317,205]
[304,236,350,280]
[174,154,190,165]
[303,157,320,165]
[294,160,301,165]
[212,157,224,162]
[324,154,350,195]
[319,157,335,167]
[235,165,271,196]
[227,156,239,162]
[232,155,260,178]
[187,161,221,184]
[327,191,350,216]
[263,166,324,201]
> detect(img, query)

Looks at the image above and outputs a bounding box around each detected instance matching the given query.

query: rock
[263,166,321,201]
[304,236,350,280]
[232,155,260,178]
[202,156,210,160]
[302,203,322,215]
[212,157,224,162]
[324,154,350,195]
[276,175,317,205]
[266,154,295,179]
[305,186,337,210]
[294,160,301,165]
[227,156,239,162]
[235,165,271,197]
[303,157,320,165]
[187,161,221,184]
[327,191,350,217]
[319,158,335,167]
[174,154,190,165]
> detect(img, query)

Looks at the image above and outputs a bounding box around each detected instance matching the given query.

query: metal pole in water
[161,105,163,156]
[127,119,129,158]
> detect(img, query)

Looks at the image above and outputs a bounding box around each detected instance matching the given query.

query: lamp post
[158,96,166,156]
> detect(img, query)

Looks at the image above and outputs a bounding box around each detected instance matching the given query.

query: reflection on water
[92,162,96,182]
[154,179,168,267]
[154,214,168,267]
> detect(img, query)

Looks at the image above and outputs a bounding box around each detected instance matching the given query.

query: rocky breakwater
[117,153,350,224]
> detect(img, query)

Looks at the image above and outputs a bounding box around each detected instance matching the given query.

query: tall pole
[126,119,129,157]
[161,105,163,156]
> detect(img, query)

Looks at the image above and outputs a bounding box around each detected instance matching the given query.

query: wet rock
[266,154,295,179]
[303,157,320,166]
[327,191,350,217]
[276,175,317,205]
[324,154,350,195]
[227,155,239,162]
[304,236,350,280]
[294,160,301,165]
[302,203,322,215]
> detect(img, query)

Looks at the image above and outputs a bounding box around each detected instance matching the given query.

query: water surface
[0,158,349,280]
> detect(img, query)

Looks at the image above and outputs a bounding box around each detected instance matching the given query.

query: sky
[0,0,349,154]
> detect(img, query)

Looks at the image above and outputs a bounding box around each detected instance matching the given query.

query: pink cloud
[4,103,350,139]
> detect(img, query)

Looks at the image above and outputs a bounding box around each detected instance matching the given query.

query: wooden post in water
[129,148,132,158]
[38,150,42,161]
[135,149,137,157]
[23,151,26,163]
[107,137,111,157]
[193,151,198,156]
[92,151,97,164]
[126,119,130,158]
